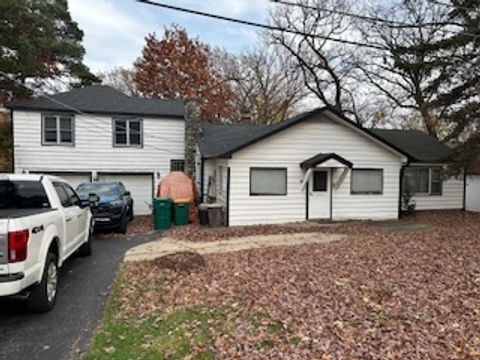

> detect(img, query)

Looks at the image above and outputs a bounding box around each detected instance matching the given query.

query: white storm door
[308,169,331,219]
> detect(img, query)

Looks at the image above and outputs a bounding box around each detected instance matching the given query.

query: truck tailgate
[0,221,7,274]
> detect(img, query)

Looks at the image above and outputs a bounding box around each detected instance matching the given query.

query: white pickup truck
[0,174,94,312]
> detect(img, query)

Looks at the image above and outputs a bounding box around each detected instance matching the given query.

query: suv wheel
[116,213,128,234]
[25,252,58,313]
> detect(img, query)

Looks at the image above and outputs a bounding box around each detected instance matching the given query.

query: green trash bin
[153,198,172,230]
[173,202,189,225]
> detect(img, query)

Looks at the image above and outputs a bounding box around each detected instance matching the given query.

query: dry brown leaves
[118,211,480,359]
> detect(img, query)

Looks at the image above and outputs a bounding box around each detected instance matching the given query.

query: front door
[308,169,331,219]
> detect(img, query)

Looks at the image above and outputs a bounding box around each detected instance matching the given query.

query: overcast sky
[68,0,271,73]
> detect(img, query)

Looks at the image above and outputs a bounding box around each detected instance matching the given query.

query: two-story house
[8,85,185,215]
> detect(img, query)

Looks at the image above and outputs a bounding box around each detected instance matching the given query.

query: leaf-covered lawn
[87,211,480,359]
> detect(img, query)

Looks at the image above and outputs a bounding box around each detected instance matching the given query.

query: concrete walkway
[124,232,346,262]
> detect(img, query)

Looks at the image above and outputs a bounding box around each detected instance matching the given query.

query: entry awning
[300,153,353,170]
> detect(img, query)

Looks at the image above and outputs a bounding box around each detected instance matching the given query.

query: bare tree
[98,67,138,96]
[357,0,479,139]
[268,0,362,122]
[220,47,308,124]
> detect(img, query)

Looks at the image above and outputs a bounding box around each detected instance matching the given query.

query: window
[42,114,74,145]
[63,184,81,206]
[170,159,185,172]
[0,180,50,209]
[54,183,71,207]
[250,168,287,196]
[351,169,383,194]
[313,171,328,192]
[113,118,142,147]
[403,167,443,195]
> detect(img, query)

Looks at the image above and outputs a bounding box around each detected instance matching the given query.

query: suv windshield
[0,180,51,209]
[76,183,121,198]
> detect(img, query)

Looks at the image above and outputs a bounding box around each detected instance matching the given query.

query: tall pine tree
[0,0,97,101]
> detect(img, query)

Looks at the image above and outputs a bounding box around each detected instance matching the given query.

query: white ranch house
[198,108,465,226]
[8,85,466,225]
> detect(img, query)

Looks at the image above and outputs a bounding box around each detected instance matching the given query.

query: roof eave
[8,106,185,119]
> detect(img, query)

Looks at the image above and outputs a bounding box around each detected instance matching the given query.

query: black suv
[76,182,133,234]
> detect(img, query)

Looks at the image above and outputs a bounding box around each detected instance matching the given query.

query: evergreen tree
[0,0,97,101]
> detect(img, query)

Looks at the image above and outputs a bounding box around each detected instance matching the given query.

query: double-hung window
[404,167,443,195]
[113,118,142,147]
[351,169,383,195]
[250,168,287,196]
[42,114,74,145]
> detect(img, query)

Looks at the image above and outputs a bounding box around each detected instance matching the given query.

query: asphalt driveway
[0,231,159,360]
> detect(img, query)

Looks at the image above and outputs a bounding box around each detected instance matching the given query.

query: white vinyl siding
[13,111,184,196]
[226,113,405,226]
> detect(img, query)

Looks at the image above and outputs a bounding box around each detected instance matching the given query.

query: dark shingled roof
[198,108,451,163]
[300,153,353,170]
[371,129,450,162]
[8,85,184,118]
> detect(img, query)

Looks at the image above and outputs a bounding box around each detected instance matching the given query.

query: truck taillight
[8,230,29,263]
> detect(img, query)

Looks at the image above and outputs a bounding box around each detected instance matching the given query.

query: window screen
[351,169,383,194]
[313,171,327,192]
[250,168,287,196]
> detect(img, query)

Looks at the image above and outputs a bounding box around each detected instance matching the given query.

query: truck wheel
[78,222,93,257]
[116,213,128,234]
[25,252,58,313]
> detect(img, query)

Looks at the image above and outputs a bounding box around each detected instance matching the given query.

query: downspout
[463,166,467,211]
[10,109,14,173]
[305,180,309,220]
[329,170,333,220]
[398,165,405,219]
[226,167,230,226]
[200,157,205,203]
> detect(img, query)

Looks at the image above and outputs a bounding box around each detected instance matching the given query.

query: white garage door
[98,173,153,215]
[36,172,91,190]
[466,175,480,212]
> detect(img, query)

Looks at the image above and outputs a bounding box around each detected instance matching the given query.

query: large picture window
[113,118,142,147]
[250,168,287,196]
[404,167,443,195]
[42,114,74,145]
[351,169,383,194]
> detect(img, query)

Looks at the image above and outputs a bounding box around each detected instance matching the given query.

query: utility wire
[271,0,458,28]
[272,0,480,39]
[136,0,386,50]
[1,72,186,156]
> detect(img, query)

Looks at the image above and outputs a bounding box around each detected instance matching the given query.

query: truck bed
[0,208,55,219]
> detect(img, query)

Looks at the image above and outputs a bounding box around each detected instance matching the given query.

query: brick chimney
[184,99,201,178]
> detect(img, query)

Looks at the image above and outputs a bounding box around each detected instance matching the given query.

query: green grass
[84,269,234,360]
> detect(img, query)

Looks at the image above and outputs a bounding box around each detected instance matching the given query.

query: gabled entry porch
[300,153,353,220]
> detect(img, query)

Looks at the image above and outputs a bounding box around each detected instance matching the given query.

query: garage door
[33,172,91,190]
[466,175,480,212]
[97,173,153,215]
